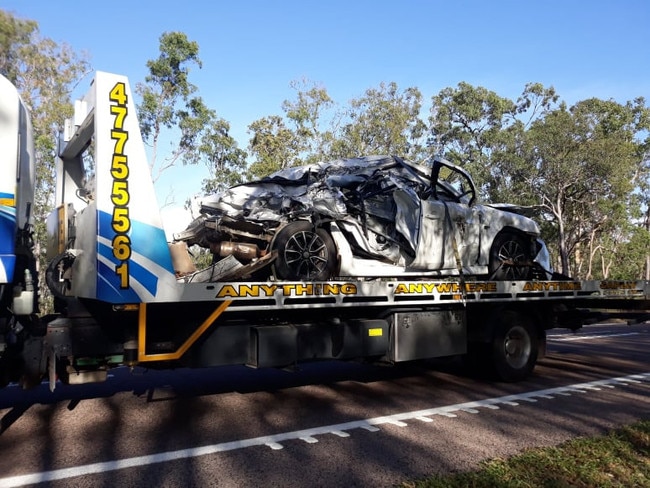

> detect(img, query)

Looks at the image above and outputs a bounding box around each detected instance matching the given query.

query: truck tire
[491,310,538,382]
[489,232,532,281]
[273,221,337,281]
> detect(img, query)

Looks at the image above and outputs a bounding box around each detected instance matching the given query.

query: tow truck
[1,71,648,391]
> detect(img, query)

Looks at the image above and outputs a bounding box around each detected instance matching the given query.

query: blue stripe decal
[97,210,173,273]
[0,208,17,282]
[96,209,174,302]
[0,192,15,200]
[0,256,16,284]
[97,240,159,296]
[96,259,141,302]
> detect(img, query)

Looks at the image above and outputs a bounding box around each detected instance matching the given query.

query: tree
[247,81,426,179]
[0,10,36,83]
[247,115,301,179]
[334,82,426,161]
[428,80,648,278]
[136,32,214,183]
[428,82,559,199]
[195,116,248,195]
[516,98,649,277]
[281,78,334,165]
[1,10,90,311]
[246,79,335,179]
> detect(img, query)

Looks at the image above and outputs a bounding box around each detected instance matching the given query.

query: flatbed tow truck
[1,71,648,392]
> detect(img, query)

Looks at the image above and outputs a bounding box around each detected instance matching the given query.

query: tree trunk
[556,196,570,276]
[645,204,650,280]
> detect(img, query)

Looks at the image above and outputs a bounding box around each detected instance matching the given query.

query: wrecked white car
[174,156,552,281]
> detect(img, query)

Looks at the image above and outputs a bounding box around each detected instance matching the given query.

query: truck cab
[0,73,37,385]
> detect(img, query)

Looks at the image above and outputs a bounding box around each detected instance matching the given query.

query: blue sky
[3,0,649,230]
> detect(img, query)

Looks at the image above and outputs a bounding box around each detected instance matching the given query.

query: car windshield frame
[430,158,477,206]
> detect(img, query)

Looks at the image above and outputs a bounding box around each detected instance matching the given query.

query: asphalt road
[1,320,649,487]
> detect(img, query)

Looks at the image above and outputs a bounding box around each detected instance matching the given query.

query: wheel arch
[491,225,537,248]
[467,303,545,343]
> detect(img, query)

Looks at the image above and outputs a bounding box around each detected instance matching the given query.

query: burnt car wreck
[173,156,552,282]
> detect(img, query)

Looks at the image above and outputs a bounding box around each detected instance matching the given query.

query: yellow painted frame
[137,300,232,362]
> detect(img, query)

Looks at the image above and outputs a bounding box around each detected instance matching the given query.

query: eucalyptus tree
[281,79,334,164]
[428,80,648,278]
[137,31,247,204]
[137,32,211,183]
[515,98,649,277]
[247,115,301,179]
[334,82,426,161]
[194,116,248,195]
[428,82,559,199]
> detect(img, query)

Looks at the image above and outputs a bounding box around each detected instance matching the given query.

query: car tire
[273,221,337,281]
[490,310,538,382]
[488,232,532,281]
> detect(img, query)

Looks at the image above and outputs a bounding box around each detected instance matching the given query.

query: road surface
[0,321,649,487]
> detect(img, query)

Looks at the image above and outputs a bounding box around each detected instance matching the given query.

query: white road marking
[1,372,648,488]
[461,408,480,414]
[548,332,640,341]
[385,420,408,427]
[331,430,350,438]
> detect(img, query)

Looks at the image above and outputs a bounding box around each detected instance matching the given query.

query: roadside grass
[403,420,650,488]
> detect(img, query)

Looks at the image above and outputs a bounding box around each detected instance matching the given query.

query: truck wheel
[273,221,337,280]
[491,310,538,382]
[489,232,531,281]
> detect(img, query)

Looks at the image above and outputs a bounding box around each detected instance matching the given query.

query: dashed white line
[331,430,350,438]
[1,372,648,488]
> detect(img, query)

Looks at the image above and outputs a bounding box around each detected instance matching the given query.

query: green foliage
[282,78,334,164]
[515,98,648,276]
[136,31,246,195]
[403,420,650,488]
[197,117,248,195]
[336,82,426,160]
[427,79,648,278]
[247,115,301,178]
[246,80,427,179]
[428,82,519,187]
[0,10,37,83]
[246,79,335,178]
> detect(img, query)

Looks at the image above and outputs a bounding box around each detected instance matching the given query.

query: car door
[410,160,482,271]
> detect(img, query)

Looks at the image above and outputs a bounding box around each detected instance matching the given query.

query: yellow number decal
[109,82,128,105]
[111,154,129,179]
[111,130,128,154]
[112,234,132,261]
[115,262,129,289]
[111,180,130,206]
[109,81,131,290]
[112,207,130,233]
[110,105,128,130]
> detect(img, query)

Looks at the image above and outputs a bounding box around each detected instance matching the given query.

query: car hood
[199,155,420,222]
[484,203,543,218]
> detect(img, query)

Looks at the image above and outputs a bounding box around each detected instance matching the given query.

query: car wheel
[273,221,337,281]
[491,311,538,382]
[489,232,531,281]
